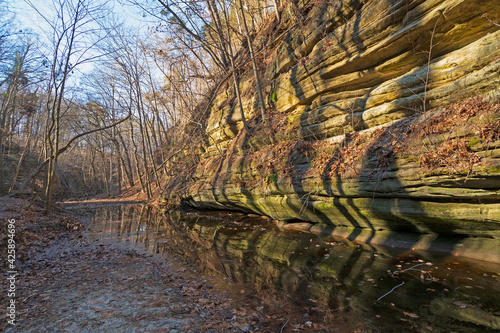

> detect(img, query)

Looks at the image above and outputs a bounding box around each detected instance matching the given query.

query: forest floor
[0,197,353,332]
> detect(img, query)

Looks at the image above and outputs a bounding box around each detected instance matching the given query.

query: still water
[77,204,500,332]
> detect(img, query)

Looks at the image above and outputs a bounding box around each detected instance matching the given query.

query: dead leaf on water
[453,301,467,308]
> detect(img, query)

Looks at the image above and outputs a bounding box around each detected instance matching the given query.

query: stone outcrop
[171,0,500,253]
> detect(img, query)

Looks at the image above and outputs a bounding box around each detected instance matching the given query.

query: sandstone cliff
[170,0,500,253]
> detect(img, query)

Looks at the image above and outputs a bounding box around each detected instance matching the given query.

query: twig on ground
[280,319,289,333]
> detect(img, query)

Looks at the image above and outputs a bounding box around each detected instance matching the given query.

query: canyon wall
[172,0,500,249]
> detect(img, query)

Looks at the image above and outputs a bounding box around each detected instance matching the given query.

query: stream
[73,204,500,332]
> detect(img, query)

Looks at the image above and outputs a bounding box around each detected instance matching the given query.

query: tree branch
[8,114,131,197]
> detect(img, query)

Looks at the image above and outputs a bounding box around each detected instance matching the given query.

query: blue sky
[11,0,149,38]
[7,0,152,82]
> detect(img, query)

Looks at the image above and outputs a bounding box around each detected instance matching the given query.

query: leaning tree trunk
[222,0,249,134]
[238,0,266,123]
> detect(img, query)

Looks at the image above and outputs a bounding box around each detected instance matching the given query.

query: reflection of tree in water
[181,211,500,331]
[84,206,500,331]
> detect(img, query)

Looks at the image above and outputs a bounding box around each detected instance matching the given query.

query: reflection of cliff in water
[87,206,500,332]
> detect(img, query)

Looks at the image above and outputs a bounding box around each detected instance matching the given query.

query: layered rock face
[177,0,500,249]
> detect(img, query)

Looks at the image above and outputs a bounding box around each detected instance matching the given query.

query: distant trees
[0,44,34,195]
[0,0,15,195]
[1,0,283,205]
[0,0,14,75]
[0,0,130,210]
[16,0,124,210]
[23,0,115,211]
[81,29,188,200]
[0,4,41,196]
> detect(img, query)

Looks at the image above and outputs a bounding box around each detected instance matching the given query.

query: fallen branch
[391,263,428,277]
[9,114,131,197]
[280,319,289,333]
[377,281,405,301]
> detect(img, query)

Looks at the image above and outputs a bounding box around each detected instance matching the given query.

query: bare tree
[221,0,249,133]
[237,0,266,123]
[25,0,116,211]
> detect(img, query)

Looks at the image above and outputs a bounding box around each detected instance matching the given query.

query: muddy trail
[1,198,324,333]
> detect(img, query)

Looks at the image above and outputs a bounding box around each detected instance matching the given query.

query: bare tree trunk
[117,129,134,187]
[222,0,249,134]
[101,149,110,197]
[273,0,281,23]
[0,143,4,195]
[90,150,97,189]
[45,0,82,213]
[205,0,229,68]
[82,158,87,188]
[0,55,24,195]
[116,149,122,194]
[10,117,33,192]
[129,120,146,194]
[134,92,152,199]
[238,0,266,123]
[234,6,244,35]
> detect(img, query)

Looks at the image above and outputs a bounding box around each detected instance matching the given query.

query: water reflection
[81,205,500,332]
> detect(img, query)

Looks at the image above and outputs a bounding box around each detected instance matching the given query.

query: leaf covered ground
[227,97,500,187]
